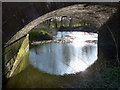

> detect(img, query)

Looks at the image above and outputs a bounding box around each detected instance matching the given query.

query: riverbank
[29,29,53,42]
[30,38,73,45]
[5,62,120,88]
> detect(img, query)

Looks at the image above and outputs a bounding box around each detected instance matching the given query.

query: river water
[29,32,98,75]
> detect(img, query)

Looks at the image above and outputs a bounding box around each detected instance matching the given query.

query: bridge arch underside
[4,4,119,78]
[6,4,117,45]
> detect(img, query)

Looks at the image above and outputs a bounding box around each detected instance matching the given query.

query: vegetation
[49,23,90,29]
[79,67,120,88]
[29,30,52,42]
[57,38,64,41]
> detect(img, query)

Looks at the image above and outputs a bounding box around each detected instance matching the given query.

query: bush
[79,67,120,88]
[29,30,52,42]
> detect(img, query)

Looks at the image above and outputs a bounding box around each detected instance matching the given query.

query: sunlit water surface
[29,32,98,75]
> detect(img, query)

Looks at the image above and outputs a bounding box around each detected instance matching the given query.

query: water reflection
[29,32,98,75]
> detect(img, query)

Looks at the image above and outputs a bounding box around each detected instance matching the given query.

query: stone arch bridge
[3,3,120,79]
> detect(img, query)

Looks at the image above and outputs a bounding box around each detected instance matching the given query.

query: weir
[3,3,120,88]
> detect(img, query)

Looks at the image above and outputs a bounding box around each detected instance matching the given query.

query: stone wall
[4,34,29,78]
[98,8,120,66]
[3,2,120,79]
[5,4,116,46]
[3,2,119,45]
[3,2,81,44]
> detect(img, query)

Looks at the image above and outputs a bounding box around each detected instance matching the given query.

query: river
[29,31,98,75]
[6,31,98,88]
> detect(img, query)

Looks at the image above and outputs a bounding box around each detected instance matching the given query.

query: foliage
[79,67,120,88]
[50,23,90,29]
[57,38,64,41]
[29,30,52,42]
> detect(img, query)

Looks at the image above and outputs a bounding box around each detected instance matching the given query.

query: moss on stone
[7,34,29,78]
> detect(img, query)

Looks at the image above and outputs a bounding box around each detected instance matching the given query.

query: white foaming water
[29,32,98,75]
